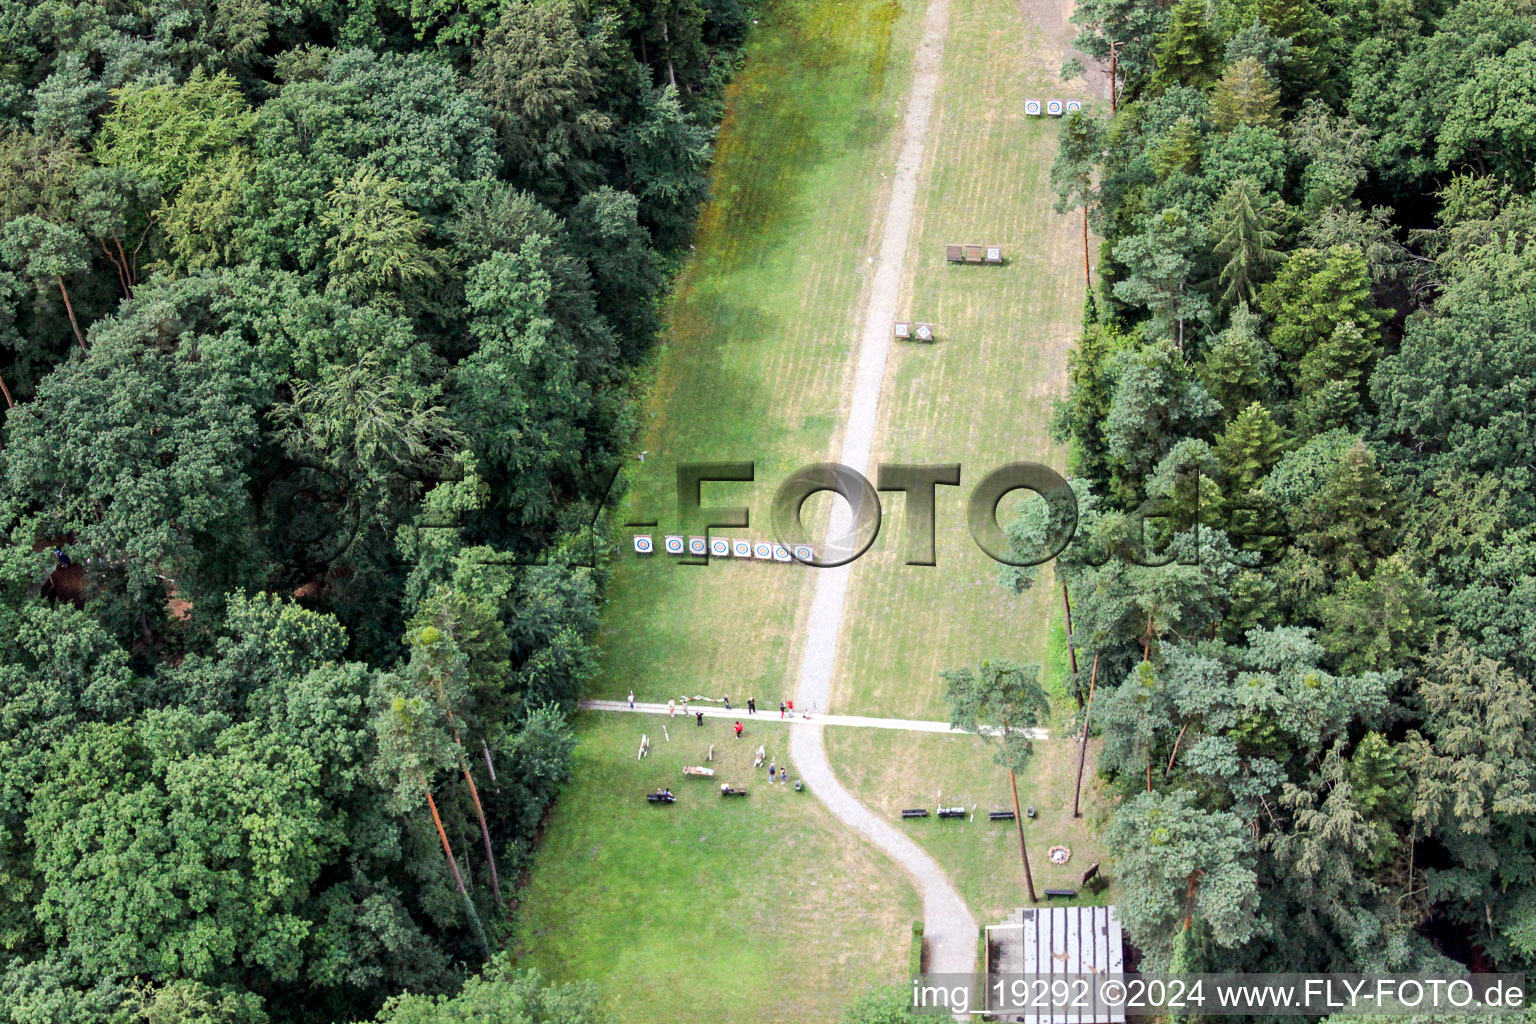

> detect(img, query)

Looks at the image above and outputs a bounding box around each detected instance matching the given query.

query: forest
[0,0,744,1021]
[1036,0,1536,983]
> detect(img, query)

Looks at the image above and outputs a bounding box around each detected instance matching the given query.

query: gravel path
[580,699,1049,738]
[783,0,982,986]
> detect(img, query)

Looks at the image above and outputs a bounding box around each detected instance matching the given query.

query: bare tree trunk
[1061,579,1081,707]
[482,739,497,783]
[662,23,677,88]
[460,761,503,908]
[1073,653,1099,818]
[423,777,469,896]
[1009,765,1038,903]
[56,276,86,352]
[1166,721,1189,776]
[1082,207,1091,290]
[0,372,13,410]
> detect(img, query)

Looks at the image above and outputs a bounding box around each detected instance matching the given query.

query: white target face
[709,537,731,557]
[1025,99,1042,115]
[1066,100,1082,112]
[772,545,791,562]
[1047,99,1064,115]
[753,542,773,560]
[634,535,654,553]
[732,539,753,558]
[688,536,707,555]
[793,544,814,563]
[664,535,685,554]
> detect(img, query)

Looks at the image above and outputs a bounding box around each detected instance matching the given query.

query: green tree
[320,166,435,302]
[941,659,1049,901]
[1211,177,1282,309]
[1261,245,1384,362]
[0,214,90,350]
[1153,0,1219,90]
[1211,57,1280,130]
[1294,321,1378,435]
[471,0,616,201]
[1438,39,1536,189]
[1318,555,1438,675]
[96,69,254,196]
[1105,790,1260,966]
[1104,340,1219,497]
[1291,440,1397,583]
[1199,303,1273,416]
[374,960,607,1024]
[1213,400,1287,495]
[620,84,714,246]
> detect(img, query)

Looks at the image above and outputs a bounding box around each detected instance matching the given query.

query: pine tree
[1261,245,1385,362]
[1212,177,1282,309]
[1211,57,1281,130]
[1294,321,1379,435]
[1151,116,1203,178]
[1294,440,1396,580]
[1200,303,1273,416]
[1153,0,1220,90]
[1213,400,1288,494]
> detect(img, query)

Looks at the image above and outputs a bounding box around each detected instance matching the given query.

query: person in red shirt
[734,721,744,738]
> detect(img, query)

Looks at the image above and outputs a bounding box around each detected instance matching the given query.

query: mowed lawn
[513,714,918,1024]
[828,0,1097,724]
[594,0,929,712]
[517,0,934,1019]
[821,0,1111,926]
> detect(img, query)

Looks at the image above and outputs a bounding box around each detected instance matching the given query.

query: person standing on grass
[628,690,635,709]
[748,697,756,715]
[734,721,744,739]
[724,695,731,710]
[768,761,775,781]
[696,710,704,726]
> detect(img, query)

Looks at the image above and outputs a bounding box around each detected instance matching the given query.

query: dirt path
[779,0,982,986]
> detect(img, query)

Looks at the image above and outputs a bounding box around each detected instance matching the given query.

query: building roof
[991,904,1126,1024]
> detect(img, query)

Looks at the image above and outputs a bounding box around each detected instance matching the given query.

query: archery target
[1047,99,1064,116]
[753,541,773,560]
[773,545,791,562]
[732,539,753,558]
[1025,99,1042,115]
[710,537,731,557]
[688,536,707,555]
[1065,100,1082,112]
[664,535,685,555]
[634,535,654,554]
[793,544,814,563]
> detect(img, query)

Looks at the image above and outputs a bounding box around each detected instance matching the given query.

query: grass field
[592,0,929,714]
[515,0,935,1017]
[826,0,1097,724]
[815,0,1110,923]
[512,714,918,1024]
[517,0,1111,1013]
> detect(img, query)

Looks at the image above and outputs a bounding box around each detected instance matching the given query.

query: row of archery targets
[633,534,814,563]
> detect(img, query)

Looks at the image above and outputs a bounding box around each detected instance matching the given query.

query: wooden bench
[1044,888,1077,899]
[647,792,676,803]
[945,244,964,262]
[719,786,749,797]
[988,810,1016,821]
[937,807,966,819]
[901,808,929,818]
